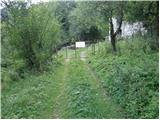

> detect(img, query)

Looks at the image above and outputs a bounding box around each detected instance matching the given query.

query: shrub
[88,37,159,118]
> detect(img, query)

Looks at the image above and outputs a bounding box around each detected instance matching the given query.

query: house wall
[106,18,147,42]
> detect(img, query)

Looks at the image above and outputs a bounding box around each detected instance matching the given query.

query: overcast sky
[30,0,51,4]
[0,0,51,9]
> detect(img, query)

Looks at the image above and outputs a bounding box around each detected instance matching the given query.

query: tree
[55,1,76,44]
[125,1,159,49]
[2,1,61,73]
[68,2,106,42]
[95,1,126,52]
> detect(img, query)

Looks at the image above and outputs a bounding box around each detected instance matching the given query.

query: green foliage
[55,1,76,42]
[64,61,100,118]
[69,2,107,41]
[1,55,63,119]
[1,1,61,84]
[125,1,159,44]
[61,60,124,118]
[1,1,159,119]
[88,37,159,119]
[125,1,158,26]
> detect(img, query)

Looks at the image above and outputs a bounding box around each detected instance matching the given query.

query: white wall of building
[106,18,147,42]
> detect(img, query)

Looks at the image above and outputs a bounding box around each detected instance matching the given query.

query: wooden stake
[66,46,68,58]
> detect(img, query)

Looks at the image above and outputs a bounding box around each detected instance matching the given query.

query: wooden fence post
[75,47,77,58]
[66,46,68,58]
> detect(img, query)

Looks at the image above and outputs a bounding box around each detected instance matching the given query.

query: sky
[0,0,51,9]
[30,0,51,4]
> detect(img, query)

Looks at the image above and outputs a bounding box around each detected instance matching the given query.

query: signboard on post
[75,41,85,48]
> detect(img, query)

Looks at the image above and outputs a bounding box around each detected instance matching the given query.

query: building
[107,18,147,42]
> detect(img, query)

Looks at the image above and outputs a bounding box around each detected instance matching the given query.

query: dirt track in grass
[52,50,124,118]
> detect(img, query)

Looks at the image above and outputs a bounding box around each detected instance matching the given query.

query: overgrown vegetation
[1,0,159,119]
[61,60,124,118]
[1,55,63,118]
[1,1,61,87]
[88,37,159,118]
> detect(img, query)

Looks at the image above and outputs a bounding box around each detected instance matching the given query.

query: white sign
[75,41,85,48]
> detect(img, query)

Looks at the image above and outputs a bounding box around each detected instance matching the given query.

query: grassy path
[2,48,124,118]
[2,46,157,119]
[52,60,68,118]
[84,62,124,118]
[52,50,124,118]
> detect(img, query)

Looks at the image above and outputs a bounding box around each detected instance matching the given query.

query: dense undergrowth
[88,37,159,119]
[1,55,63,119]
[62,60,124,118]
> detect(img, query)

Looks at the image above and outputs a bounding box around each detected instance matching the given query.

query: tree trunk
[109,17,117,52]
[155,2,159,49]
[109,11,123,52]
[111,35,116,52]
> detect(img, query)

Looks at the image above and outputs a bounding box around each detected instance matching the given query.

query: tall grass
[88,37,159,118]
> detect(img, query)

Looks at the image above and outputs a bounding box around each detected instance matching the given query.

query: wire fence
[58,41,106,59]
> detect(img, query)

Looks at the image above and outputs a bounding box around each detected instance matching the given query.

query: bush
[88,37,159,118]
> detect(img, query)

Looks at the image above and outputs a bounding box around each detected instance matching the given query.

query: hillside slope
[87,38,159,118]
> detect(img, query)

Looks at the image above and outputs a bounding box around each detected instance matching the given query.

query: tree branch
[114,8,123,37]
